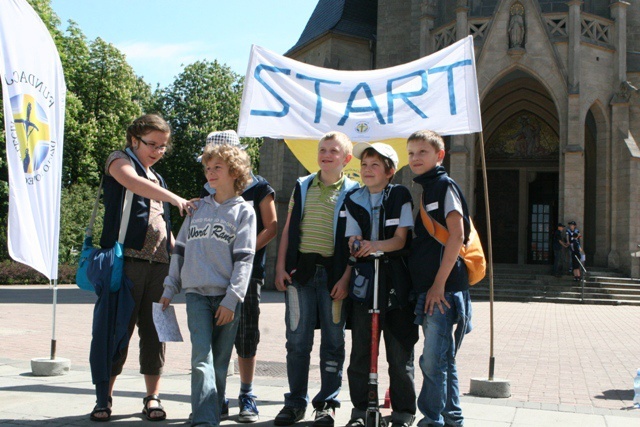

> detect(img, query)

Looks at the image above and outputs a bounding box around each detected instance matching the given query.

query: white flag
[238,36,481,141]
[0,0,66,280]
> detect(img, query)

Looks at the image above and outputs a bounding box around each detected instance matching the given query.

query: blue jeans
[284,266,346,409]
[417,292,464,427]
[187,293,241,426]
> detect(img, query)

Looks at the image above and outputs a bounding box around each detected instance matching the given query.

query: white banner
[0,0,66,280]
[239,36,481,141]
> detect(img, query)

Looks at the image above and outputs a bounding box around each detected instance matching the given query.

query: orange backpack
[419,196,486,285]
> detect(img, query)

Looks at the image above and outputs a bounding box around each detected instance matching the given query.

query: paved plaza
[1,285,639,426]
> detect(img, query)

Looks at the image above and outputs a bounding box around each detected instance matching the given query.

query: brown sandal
[142,394,166,421]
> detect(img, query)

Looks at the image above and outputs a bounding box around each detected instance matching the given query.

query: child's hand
[354,239,374,258]
[159,297,172,311]
[330,277,349,300]
[275,268,292,291]
[215,306,234,325]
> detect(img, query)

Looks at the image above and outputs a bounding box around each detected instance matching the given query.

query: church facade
[259,0,640,277]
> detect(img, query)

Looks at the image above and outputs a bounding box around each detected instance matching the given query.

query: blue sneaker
[238,393,259,423]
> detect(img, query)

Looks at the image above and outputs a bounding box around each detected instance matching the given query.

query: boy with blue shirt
[407,130,473,427]
[274,131,359,427]
[344,142,418,427]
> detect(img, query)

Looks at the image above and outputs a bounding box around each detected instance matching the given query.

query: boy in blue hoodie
[160,143,257,427]
[344,142,418,427]
[199,130,277,423]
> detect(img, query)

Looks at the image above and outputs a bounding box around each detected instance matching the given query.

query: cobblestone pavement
[1,285,639,426]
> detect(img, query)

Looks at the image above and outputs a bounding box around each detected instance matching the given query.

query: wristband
[347,256,357,266]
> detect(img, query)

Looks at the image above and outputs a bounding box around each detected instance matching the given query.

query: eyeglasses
[138,137,167,153]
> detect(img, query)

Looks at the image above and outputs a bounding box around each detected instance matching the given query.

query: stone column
[610,1,629,85]
[456,0,469,41]
[420,1,436,56]
[567,0,582,94]
[609,94,632,272]
[449,135,470,206]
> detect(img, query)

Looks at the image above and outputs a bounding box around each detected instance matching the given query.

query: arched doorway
[475,72,560,265]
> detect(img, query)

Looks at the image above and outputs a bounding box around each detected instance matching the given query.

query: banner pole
[478,132,495,379]
[50,279,57,360]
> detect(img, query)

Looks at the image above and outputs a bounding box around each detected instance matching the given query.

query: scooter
[354,240,386,427]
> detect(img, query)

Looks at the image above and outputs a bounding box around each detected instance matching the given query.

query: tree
[152,61,248,222]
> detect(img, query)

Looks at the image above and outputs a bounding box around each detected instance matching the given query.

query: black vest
[100,151,172,253]
[344,184,414,306]
[285,176,350,291]
[409,166,469,294]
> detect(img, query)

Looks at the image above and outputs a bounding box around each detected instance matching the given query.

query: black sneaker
[221,397,230,420]
[345,418,365,427]
[313,403,335,427]
[274,406,305,426]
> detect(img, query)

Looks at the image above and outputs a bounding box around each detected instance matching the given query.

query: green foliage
[152,60,262,228]
[59,183,103,265]
[0,0,264,276]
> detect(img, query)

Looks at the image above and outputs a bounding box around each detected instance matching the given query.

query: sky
[50,0,319,88]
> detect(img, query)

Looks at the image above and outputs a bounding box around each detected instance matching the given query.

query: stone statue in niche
[509,2,525,49]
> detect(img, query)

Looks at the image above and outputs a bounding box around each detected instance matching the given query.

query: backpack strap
[419,194,452,247]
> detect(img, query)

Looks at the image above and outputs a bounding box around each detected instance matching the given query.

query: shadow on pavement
[594,388,634,401]
[0,288,286,305]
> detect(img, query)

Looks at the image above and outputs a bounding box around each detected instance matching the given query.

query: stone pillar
[567,0,582,94]
[609,93,632,273]
[456,0,469,41]
[420,1,436,56]
[449,135,470,204]
[610,1,629,85]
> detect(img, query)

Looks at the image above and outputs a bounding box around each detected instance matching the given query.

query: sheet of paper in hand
[152,302,184,342]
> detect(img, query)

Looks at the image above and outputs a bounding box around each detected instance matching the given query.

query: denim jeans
[347,302,418,423]
[284,266,346,409]
[417,292,464,427]
[187,293,241,427]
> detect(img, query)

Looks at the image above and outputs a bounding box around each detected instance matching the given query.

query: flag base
[30,357,70,376]
[469,377,511,398]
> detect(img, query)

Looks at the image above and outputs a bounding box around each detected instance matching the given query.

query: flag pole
[50,279,57,360]
[469,131,510,397]
[478,132,495,378]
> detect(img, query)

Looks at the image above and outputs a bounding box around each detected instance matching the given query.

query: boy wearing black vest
[344,142,418,427]
[274,132,359,427]
[407,130,472,427]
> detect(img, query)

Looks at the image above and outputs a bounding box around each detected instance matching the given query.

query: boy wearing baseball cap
[344,142,418,427]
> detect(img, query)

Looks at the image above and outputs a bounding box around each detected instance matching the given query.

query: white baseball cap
[197,130,246,162]
[352,142,399,170]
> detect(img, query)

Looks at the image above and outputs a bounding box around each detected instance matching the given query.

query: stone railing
[433,18,491,51]
[434,22,457,51]
[580,12,612,46]
[543,13,568,38]
[433,11,613,51]
[469,17,491,44]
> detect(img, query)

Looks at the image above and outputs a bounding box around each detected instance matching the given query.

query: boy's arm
[425,210,465,316]
[256,194,277,251]
[352,227,409,258]
[275,211,293,291]
[221,210,257,314]
[160,216,190,309]
[330,265,352,300]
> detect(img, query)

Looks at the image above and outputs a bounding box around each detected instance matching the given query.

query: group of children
[163,129,473,427]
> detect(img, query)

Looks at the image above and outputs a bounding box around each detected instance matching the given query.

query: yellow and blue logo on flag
[11,93,50,174]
